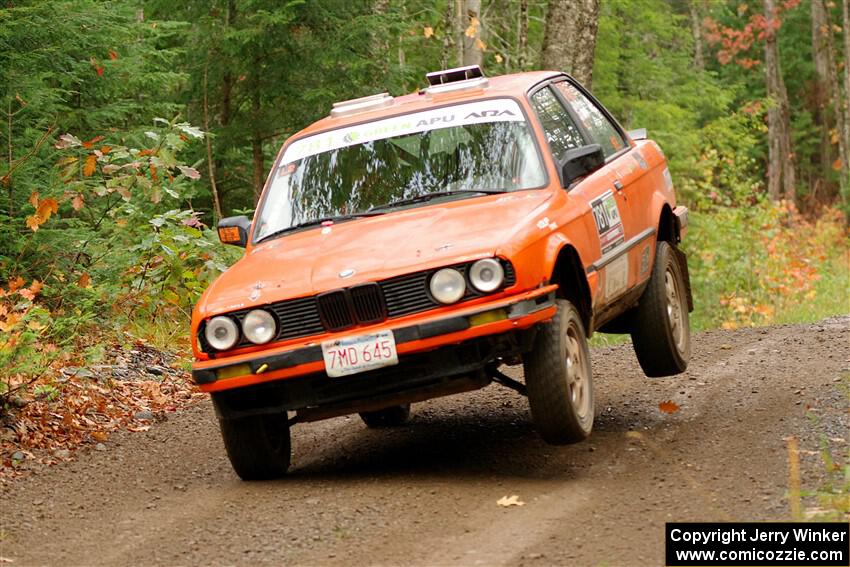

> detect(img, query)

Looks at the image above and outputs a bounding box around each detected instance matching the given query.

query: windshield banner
[284,98,525,163]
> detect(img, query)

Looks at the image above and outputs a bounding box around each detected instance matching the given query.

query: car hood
[197,190,553,317]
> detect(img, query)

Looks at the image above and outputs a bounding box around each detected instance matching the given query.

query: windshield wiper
[255,212,384,244]
[368,190,505,212]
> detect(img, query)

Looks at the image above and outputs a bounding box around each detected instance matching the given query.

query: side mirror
[560,144,605,187]
[217,216,251,247]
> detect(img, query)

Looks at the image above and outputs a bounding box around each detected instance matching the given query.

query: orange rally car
[192,66,692,480]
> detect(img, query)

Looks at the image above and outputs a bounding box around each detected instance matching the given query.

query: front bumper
[192,285,557,392]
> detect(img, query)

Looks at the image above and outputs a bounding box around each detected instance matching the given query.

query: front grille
[317,290,354,331]
[200,259,516,354]
[350,283,387,323]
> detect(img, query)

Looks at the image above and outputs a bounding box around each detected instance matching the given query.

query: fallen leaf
[423,26,434,38]
[72,193,85,211]
[659,400,680,414]
[91,431,108,442]
[28,191,39,208]
[108,49,118,60]
[77,272,91,289]
[8,277,25,292]
[497,495,525,507]
[83,154,97,176]
[82,135,104,149]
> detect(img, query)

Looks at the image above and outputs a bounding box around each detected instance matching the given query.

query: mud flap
[670,246,694,313]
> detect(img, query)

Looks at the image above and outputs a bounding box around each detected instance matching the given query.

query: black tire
[630,240,691,377]
[359,404,411,428]
[218,412,291,480]
[523,299,594,445]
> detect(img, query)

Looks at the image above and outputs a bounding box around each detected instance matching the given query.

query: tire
[217,412,291,480]
[523,299,594,445]
[359,404,411,428]
[630,240,691,377]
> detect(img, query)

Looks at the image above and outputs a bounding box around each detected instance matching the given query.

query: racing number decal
[591,190,624,254]
[591,190,629,301]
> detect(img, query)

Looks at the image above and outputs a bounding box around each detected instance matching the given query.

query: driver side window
[530,86,585,162]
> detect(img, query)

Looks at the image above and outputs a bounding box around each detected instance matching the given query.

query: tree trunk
[842,0,850,202]
[764,0,796,202]
[812,0,834,196]
[454,0,464,66]
[518,0,529,70]
[541,0,600,88]
[203,62,223,221]
[251,65,264,205]
[372,0,390,78]
[462,0,483,67]
[689,0,704,70]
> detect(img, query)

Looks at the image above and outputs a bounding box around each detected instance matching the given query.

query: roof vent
[330,92,394,118]
[424,65,488,95]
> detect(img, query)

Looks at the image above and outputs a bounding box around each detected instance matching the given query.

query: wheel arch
[549,244,593,334]
[657,203,678,244]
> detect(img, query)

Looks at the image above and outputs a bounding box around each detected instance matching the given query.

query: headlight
[204,316,239,351]
[242,309,277,344]
[469,258,505,293]
[429,268,466,304]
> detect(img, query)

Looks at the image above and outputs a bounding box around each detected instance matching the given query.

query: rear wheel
[360,404,411,428]
[217,412,291,480]
[630,241,691,377]
[523,299,593,445]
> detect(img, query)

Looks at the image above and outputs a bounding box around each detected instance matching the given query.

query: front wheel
[217,412,291,480]
[523,299,594,445]
[630,241,691,377]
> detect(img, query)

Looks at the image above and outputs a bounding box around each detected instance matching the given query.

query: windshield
[252,98,546,243]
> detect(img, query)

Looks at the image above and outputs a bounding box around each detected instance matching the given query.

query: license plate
[321,330,398,378]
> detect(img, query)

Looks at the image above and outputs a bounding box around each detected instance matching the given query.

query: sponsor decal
[604,255,629,300]
[640,245,651,275]
[283,98,525,163]
[662,167,674,191]
[590,190,625,255]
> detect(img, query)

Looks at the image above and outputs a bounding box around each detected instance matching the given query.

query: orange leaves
[464,16,480,38]
[83,154,97,177]
[71,193,85,211]
[81,135,104,149]
[423,26,434,38]
[25,193,59,232]
[8,277,25,292]
[659,400,680,414]
[108,49,119,60]
[77,272,91,289]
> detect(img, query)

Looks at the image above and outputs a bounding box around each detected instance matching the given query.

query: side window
[529,87,585,161]
[553,82,626,158]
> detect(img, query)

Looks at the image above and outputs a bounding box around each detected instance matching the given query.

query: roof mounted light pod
[424,65,488,95]
[330,92,394,118]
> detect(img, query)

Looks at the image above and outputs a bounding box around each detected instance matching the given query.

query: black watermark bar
[666,522,849,566]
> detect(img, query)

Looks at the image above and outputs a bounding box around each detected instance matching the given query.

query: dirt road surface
[2,318,848,566]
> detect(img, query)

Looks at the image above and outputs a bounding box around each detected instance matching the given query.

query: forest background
[1,0,848,431]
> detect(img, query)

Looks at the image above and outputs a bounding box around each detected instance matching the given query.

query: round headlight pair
[429,259,505,304]
[204,310,277,351]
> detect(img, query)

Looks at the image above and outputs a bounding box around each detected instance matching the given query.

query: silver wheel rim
[565,322,591,420]
[665,268,686,353]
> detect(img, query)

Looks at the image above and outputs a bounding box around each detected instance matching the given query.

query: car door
[548,80,648,301]
[529,82,636,307]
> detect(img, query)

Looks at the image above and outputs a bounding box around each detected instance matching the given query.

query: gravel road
[2,317,848,566]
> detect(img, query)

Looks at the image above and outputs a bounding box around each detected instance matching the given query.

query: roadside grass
[791,374,850,522]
